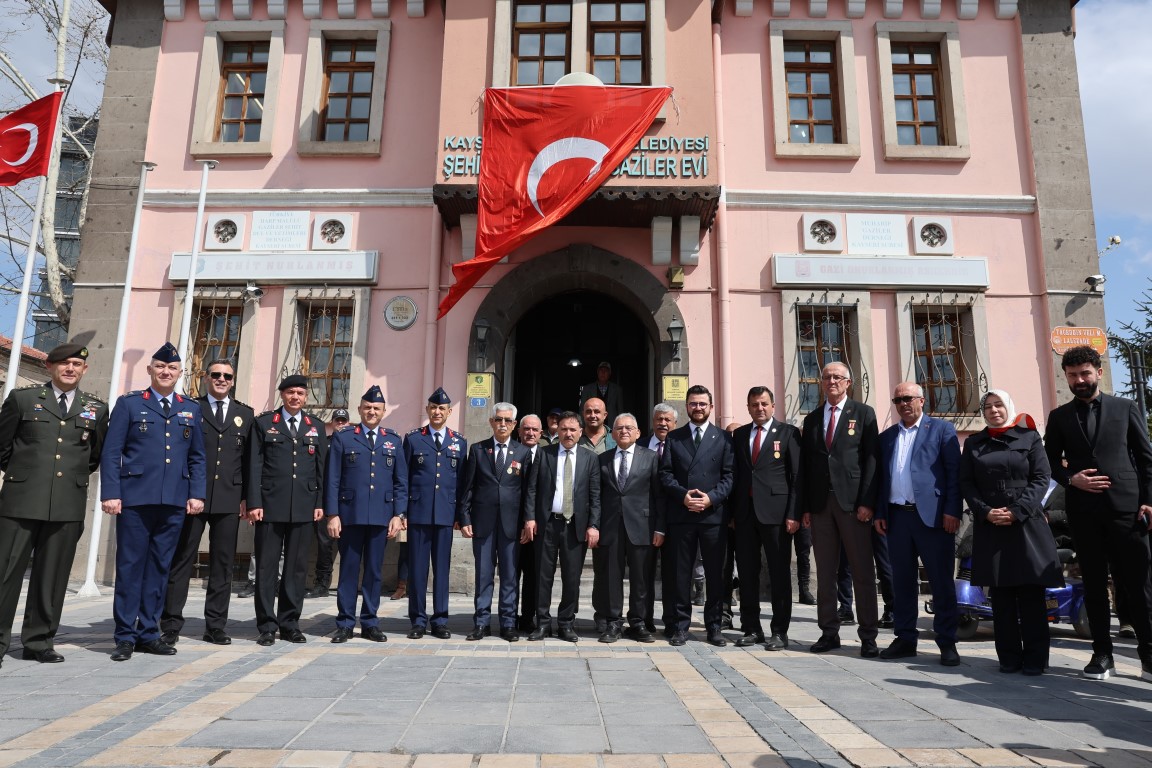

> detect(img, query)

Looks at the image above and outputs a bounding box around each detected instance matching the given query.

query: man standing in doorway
[162,359,254,646]
[102,342,206,661]
[459,403,531,642]
[0,342,108,666]
[799,362,880,658]
[580,361,624,424]
[404,387,465,639]
[659,385,734,647]
[1045,345,1152,681]
[579,397,616,455]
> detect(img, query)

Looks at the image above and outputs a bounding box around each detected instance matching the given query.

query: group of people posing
[0,342,1149,686]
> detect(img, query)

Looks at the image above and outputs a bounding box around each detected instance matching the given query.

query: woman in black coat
[960,389,1063,675]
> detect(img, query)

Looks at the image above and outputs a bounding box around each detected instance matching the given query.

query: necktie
[496,443,505,472]
[289,416,298,438]
[825,406,837,450]
[367,430,375,449]
[434,431,442,451]
[59,392,68,414]
[161,398,170,418]
[561,450,575,520]
[1086,402,1098,445]
[752,425,762,464]
[618,449,629,488]
[215,400,224,426]
[694,426,702,448]
[657,441,664,462]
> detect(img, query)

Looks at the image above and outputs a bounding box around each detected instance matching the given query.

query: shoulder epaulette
[77,390,104,404]
[407,427,424,435]
[258,409,276,418]
[124,390,143,397]
[232,399,253,411]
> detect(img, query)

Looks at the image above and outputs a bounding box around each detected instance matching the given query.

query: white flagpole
[2,81,68,399]
[77,160,156,597]
[176,159,218,388]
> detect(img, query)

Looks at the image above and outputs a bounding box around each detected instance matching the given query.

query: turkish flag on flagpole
[0,92,64,187]
[437,85,672,318]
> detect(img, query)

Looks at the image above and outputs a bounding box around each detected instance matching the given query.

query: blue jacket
[325,424,408,526]
[875,414,962,528]
[100,390,206,506]
[404,426,466,527]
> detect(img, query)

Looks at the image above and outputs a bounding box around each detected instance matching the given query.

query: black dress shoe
[237,581,256,598]
[878,610,895,629]
[361,627,387,642]
[598,628,621,644]
[202,629,232,645]
[466,625,490,641]
[256,632,276,646]
[837,607,856,625]
[860,639,880,658]
[528,625,552,641]
[500,627,519,642]
[407,626,426,640]
[999,663,1022,674]
[707,630,728,647]
[939,644,961,667]
[431,625,452,640]
[645,621,657,633]
[810,635,841,653]
[136,639,177,656]
[764,634,790,651]
[662,626,675,639]
[518,618,537,633]
[558,627,579,643]
[160,630,179,646]
[880,639,917,660]
[280,629,307,643]
[629,626,655,643]
[669,631,689,647]
[110,642,134,661]
[22,648,65,663]
[798,588,816,605]
[331,627,354,644]
[304,585,330,599]
[735,632,765,647]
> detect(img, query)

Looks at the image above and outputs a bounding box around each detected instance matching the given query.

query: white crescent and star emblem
[1,123,39,167]
[526,137,609,217]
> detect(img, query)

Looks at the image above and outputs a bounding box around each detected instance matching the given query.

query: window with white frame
[875,21,970,161]
[298,20,392,156]
[769,21,860,159]
[189,21,285,158]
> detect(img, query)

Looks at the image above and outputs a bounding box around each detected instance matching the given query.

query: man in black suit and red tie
[1045,345,1152,681]
[799,362,880,657]
[524,411,601,642]
[731,386,801,651]
[459,402,531,642]
[659,385,734,647]
[594,413,664,643]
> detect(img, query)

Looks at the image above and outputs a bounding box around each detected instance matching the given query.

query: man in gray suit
[579,361,624,423]
[524,411,601,642]
[593,413,665,643]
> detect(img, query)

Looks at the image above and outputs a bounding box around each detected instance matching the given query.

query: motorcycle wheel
[956,615,980,641]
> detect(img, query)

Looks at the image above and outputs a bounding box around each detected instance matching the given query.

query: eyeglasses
[614,425,638,432]
[821,374,848,382]
[492,417,516,424]
[208,371,235,381]
[686,402,710,409]
[891,395,921,404]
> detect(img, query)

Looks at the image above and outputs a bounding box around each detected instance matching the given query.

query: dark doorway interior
[510,291,650,423]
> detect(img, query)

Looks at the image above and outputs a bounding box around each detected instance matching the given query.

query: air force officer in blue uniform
[325,385,407,642]
[101,342,206,661]
[403,387,465,639]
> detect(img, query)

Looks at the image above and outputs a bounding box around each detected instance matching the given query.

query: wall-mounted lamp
[475,318,490,361]
[667,316,684,362]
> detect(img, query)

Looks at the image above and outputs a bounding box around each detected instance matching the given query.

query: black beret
[46,342,88,364]
[152,341,180,363]
[278,374,308,391]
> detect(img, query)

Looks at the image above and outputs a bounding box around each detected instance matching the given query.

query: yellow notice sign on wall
[466,373,494,399]
[662,375,689,403]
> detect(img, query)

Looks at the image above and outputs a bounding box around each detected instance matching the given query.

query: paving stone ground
[3,577,1152,768]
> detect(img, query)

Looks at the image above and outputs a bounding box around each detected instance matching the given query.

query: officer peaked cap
[46,342,88,364]
[278,374,308,391]
[152,341,180,363]
[361,384,386,403]
[428,387,451,405]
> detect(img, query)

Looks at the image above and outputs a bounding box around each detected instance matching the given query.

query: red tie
[751,425,762,464]
[825,406,837,450]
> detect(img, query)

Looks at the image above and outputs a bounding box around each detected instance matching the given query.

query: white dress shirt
[889,415,923,505]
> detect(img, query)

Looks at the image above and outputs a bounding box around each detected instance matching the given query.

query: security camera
[1085,274,1106,290]
[243,282,264,302]
[1108,235,1122,246]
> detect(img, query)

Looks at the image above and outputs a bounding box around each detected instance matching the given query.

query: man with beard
[1046,345,1152,681]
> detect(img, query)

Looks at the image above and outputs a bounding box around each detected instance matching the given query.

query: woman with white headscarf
[959,389,1063,675]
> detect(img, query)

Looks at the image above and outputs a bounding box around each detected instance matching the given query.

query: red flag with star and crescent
[437,85,672,318]
[0,92,63,187]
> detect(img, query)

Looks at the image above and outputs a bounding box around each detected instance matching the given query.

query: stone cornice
[143,188,434,208]
[734,0,1016,18]
[726,190,1036,214]
[164,0,419,21]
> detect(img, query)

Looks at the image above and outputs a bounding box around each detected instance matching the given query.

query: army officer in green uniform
[0,342,108,666]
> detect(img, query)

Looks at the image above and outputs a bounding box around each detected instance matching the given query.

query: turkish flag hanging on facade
[437,85,672,318]
[0,93,63,187]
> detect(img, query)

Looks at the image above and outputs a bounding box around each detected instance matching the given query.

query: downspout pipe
[711,15,733,425]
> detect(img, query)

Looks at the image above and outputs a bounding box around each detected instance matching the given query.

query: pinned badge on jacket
[847,420,857,436]
[234,415,244,427]
[773,441,781,459]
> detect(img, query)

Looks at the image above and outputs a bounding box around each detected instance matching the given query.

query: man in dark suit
[325,385,407,643]
[874,382,962,666]
[594,412,664,643]
[101,342,206,661]
[659,385,734,647]
[731,386,801,651]
[0,342,107,667]
[304,408,349,599]
[642,403,677,634]
[524,410,601,642]
[579,361,624,424]
[245,374,327,646]
[162,359,254,646]
[403,387,465,640]
[799,361,880,657]
[1046,345,1152,681]
[459,402,531,642]
[515,414,544,632]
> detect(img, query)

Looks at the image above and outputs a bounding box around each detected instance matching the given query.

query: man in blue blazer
[403,387,466,639]
[874,382,962,666]
[459,402,532,641]
[659,385,734,647]
[325,385,407,643]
